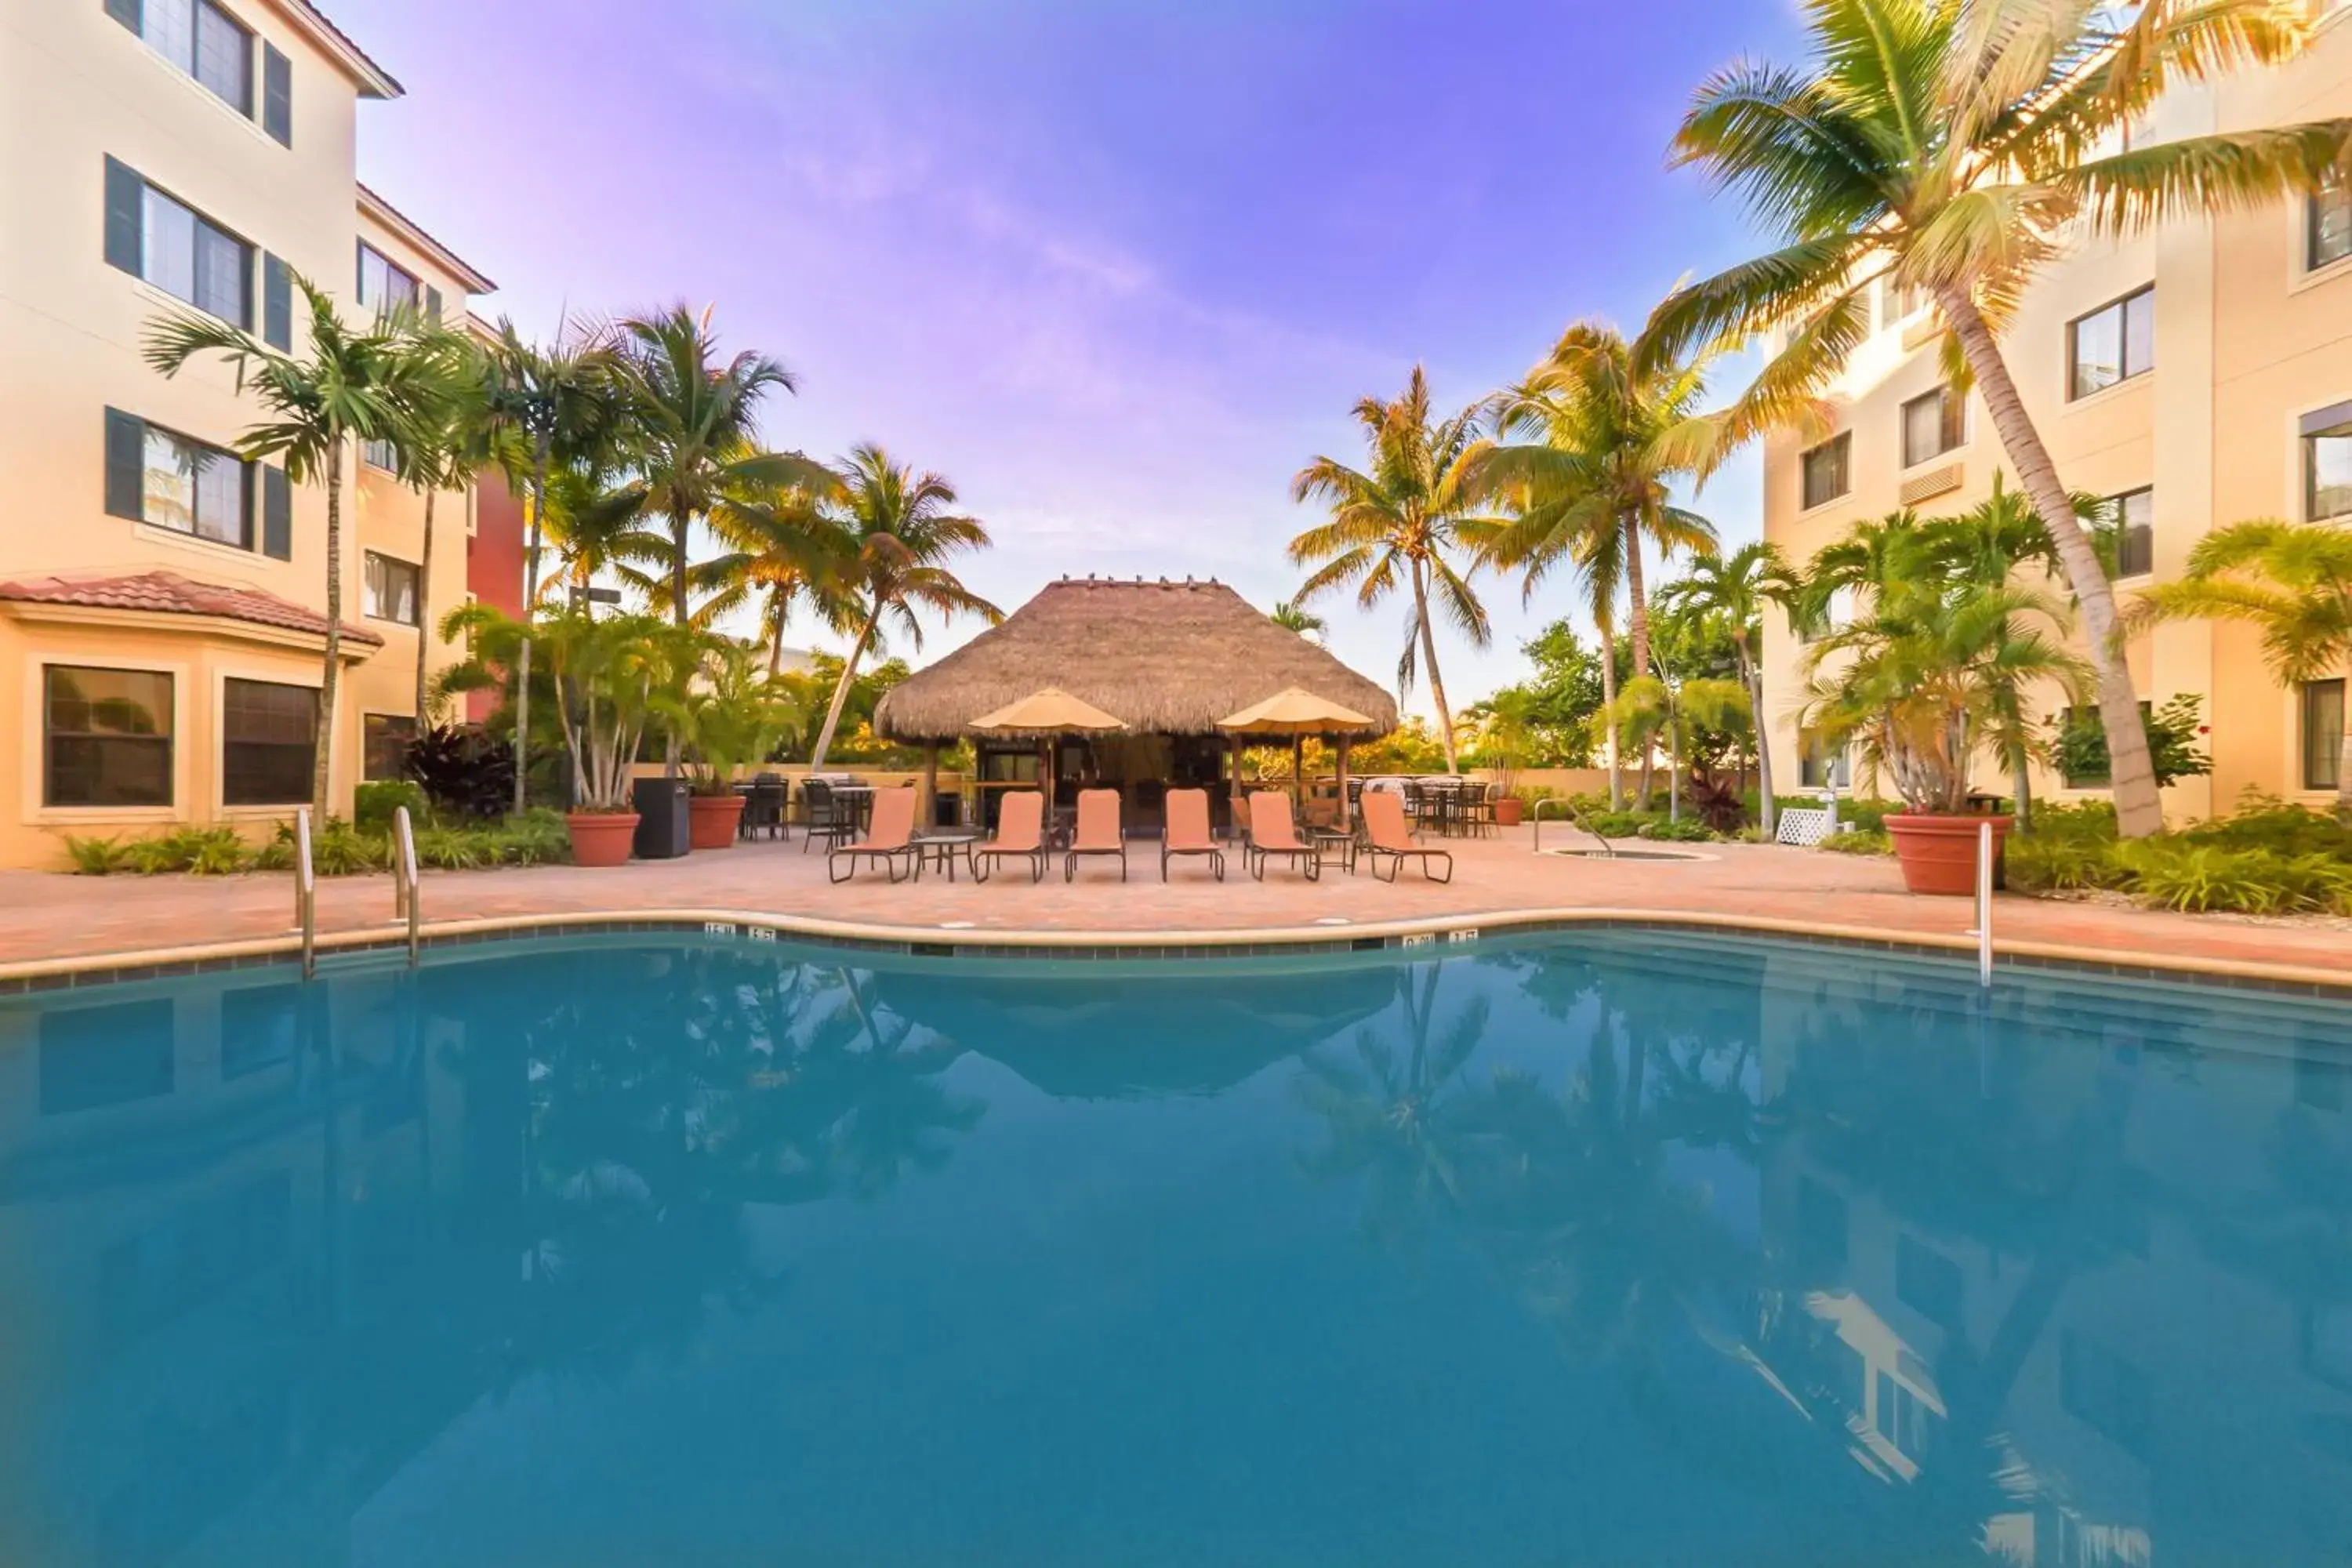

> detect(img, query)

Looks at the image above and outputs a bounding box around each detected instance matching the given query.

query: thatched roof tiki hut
[874,577,1397,832]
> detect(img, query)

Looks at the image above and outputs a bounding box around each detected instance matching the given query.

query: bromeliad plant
[1797,524,2089,816]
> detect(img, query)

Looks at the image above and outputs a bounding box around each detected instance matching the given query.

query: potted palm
[1470,688,1539,826]
[445,604,666,866]
[663,640,808,850]
[1797,529,2088,895]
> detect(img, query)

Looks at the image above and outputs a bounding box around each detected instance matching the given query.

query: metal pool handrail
[295,807,317,980]
[1532,797,1613,858]
[392,805,421,967]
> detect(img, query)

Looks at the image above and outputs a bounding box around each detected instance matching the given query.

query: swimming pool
[2,931,2347,1565]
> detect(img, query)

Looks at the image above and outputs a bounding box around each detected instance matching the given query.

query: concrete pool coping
[6,902,2351,998]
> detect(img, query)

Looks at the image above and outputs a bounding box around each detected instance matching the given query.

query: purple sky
[334,0,1804,710]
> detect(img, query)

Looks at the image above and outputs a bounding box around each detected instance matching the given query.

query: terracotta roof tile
[0,571,386,647]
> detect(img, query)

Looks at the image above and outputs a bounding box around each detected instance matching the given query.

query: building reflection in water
[0,933,2344,1564]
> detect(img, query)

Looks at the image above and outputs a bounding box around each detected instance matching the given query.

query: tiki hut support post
[1291,735,1305,811]
[1336,737,1351,829]
[920,742,939,828]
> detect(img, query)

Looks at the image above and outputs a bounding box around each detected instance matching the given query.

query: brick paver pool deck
[2,826,2346,988]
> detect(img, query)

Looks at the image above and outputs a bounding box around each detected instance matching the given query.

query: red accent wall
[465,473,528,723]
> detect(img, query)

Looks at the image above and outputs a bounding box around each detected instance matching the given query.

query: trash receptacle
[633,777,691,859]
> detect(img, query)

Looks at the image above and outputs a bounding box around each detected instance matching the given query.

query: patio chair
[1465,782,1497,839]
[828,786,920,884]
[801,778,855,855]
[742,773,788,840]
[975,789,1051,884]
[1361,791,1454,884]
[1244,791,1319,882]
[1065,788,1128,882]
[1160,787,1225,881]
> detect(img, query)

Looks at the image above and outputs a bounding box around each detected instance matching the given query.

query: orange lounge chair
[975,789,1050,884]
[1065,788,1128,881]
[1160,787,1225,881]
[1362,791,1454,883]
[828,786,919,883]
[1244,791,1319,881]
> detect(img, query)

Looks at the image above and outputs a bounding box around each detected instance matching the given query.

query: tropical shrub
[120,826,250,876]
[1819,829,1894,857]
[1683,765,1747,834]
[1640,817,1716,843]
[354,778,430,831]
[2003,798,2352,913]
[2051,694,2213,791]
[62,835,133,875]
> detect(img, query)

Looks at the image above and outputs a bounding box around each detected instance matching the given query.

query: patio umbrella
[969,688,1128,820]
[1217,687,1376,820]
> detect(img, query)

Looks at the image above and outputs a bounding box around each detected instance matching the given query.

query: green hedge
[2003,797,2352,915]
[66,808,574,877]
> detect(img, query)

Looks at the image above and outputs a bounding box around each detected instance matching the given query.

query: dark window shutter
[104,408,146,521]
[263,465,292,560]
[263,45,292,147]
[426,285,443,325]
[263,253,292,350]
[103,156,143,275]
[105,0,142,32]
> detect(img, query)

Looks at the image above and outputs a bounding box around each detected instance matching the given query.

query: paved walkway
[4,827,2347,983]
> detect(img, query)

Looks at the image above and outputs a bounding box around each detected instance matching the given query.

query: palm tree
[2133,518,2352,809]
[689,485,859,670]
[1657,541,1801,833]
[603,305,835,631]
[532,456,668,612]
[481,317,620,813]
[395,328,500,725]
[146,275,462,811]
[1269,600,1327,638]
[1289,366,1502,773]
[1647,0,2351,837]
[806,445,1001,769]
[1472,321,1780,801]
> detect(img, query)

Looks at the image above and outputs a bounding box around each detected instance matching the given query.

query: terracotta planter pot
[565,812,641,869]
[688,793,746,850]
[1494,797,1526,827]
[1886,812,2013,897]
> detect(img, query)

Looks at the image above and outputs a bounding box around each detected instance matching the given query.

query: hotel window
[356,242,419,314]
[365,552,420,626]
[2302,401,2352,521]
[2312,177,2352,273]
[1882,280,1926,326]
[221,678,315,806]
[45,666,173,808]
[363,713,417,780]
[363,438,399,473]
[1801,433,1852,509]
[102,161,252,328]
[125,419,251,548]
[2305,679,2345,793]
[2096,487,2154,579]
[1900,386,1965,467]
[2067,286,2154,400]
[108,0,252,115]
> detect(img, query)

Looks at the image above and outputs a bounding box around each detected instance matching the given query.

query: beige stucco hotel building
[0,0,497,869]
[1759,9,2352,822]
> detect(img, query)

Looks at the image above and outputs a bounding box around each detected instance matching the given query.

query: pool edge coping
[5,903,2349,997]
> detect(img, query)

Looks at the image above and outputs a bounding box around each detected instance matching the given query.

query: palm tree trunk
[2011,742,2034,830]
[315,448,344,813]
[1624,513,1655,808]
[672,511,691,629]
[413,488,435,728]
[1747,652,1777,837]
[1599,622,1622,811]
[809,602,883,769]
[768,592,788,677]
[1410,559,1460,772]
[1938,288,2161,838]
[515,435,550,817]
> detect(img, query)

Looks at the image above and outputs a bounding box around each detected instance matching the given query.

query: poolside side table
[1305,825,1357,875]
[914,829,984,882]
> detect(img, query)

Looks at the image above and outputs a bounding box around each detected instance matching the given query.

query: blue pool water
[2,931,2350,1566]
